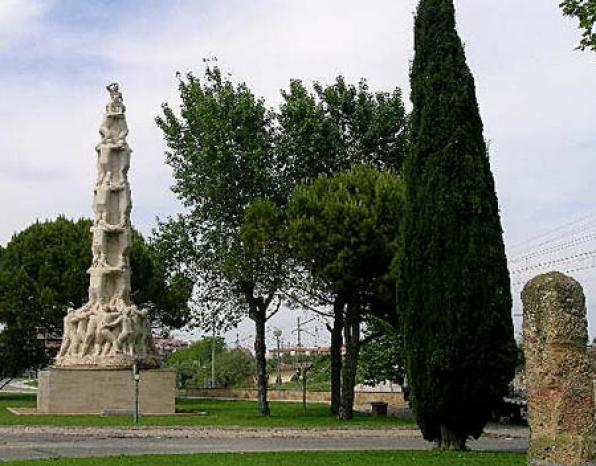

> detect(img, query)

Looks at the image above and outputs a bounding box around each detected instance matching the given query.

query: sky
[0,0,595,348]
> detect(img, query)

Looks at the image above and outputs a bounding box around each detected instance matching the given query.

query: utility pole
[292,316,317,348]
[273,329,282,388]
[296,317,302,347]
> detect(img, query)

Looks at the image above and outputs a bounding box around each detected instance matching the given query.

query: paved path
[0,427,527,462]
[0,379,37,394]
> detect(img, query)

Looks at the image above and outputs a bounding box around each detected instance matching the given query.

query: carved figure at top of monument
[106,83,126,114]
[98,84,129,148]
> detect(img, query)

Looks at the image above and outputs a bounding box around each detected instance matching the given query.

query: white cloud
[0,0,54,51]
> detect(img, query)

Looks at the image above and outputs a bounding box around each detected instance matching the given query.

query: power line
[510,249,596,276]
[507,210,596,254]
[510,255,596,288]
[509,230,596,264]
[508,218,596,261]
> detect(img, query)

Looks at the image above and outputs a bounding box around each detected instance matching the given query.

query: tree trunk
[338,299,360,421]
[252,303,270,416]
[438,424,467,451]
[330,296,344,415]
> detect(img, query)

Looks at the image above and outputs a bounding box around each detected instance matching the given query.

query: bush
[201,350,256,388]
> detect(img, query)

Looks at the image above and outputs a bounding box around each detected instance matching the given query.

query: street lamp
[132,356,140,425]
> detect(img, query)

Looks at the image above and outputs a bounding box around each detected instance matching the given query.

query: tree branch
[265,297,283,322]
[280,290,333,317]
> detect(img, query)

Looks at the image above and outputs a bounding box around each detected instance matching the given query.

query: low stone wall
[185,387,406,408]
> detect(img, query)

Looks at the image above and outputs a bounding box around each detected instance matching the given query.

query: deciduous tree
[155,65,287,416]
[560,0,596,51]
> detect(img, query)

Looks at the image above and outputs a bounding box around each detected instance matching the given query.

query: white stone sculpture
[54,83,158,369]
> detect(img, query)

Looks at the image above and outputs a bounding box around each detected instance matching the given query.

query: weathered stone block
[522,272,596,466]
[37,367,175,415]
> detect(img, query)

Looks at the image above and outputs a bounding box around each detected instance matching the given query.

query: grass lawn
[2,451,526,466]
[0,393,414,428]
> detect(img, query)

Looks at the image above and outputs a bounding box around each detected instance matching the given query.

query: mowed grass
[0,393,414,428]
[2,451,526,466]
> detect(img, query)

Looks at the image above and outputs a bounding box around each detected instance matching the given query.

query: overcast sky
[1,0,595,347]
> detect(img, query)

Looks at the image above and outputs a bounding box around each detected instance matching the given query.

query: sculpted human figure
[98,84,128,147]
[57,308,77,358]
[80,309,98,357]
[96,305,122,355]
[118,228,131,270]
[100,307,133,354]
[119,149,131,182]
[106,83,126,115]
[132,306,151,354]
[95,171,124,209]
[118,188,132,227]
[91,224,108,268]
[54,83,158,369]
[69,308,95,357]
[116,308,135,354]
[96,145,112,185]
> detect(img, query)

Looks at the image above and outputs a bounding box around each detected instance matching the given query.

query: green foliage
[155,63,409,416]
[166,338,255,389]
[0,217,191,377]
[205,349,256,388]
[165,337,225,388]
[288,165,404,311]
[278,77,408,190]
[0,327,46,378]
[560,0,596,51]
[288,165,405,419]
[358,318,404,387]
[398,0,517,446]
[155,64,286,330]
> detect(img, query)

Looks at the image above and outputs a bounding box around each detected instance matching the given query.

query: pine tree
[397,0,517,449]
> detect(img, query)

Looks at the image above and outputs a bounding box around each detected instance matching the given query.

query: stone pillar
[53,83,158,369]
[522,271,596,466]
[38,84,173,415]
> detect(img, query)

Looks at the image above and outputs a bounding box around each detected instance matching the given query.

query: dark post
[302,366,307,414]
[274,329,282,388]
[132,359,140,425]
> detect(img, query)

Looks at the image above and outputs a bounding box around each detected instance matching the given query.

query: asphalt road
[0,431,527,462]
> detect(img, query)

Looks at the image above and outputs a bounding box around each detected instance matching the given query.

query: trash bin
[371,401,388,417]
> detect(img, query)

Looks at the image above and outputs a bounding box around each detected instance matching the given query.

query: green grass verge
[0,393,414,428]
[2,451,526,466]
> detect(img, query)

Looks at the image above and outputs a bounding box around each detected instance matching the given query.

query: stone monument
[37,84,175,415]
[522,271,596,466]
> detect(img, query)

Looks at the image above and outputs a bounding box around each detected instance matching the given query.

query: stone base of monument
[37,367,176,415]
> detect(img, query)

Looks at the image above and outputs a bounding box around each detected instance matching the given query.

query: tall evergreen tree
[397,0,517,449]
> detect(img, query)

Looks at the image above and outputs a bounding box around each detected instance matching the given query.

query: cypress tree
[397,0,517,449]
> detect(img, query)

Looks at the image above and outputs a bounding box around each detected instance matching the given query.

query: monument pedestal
[37,367,176,415]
